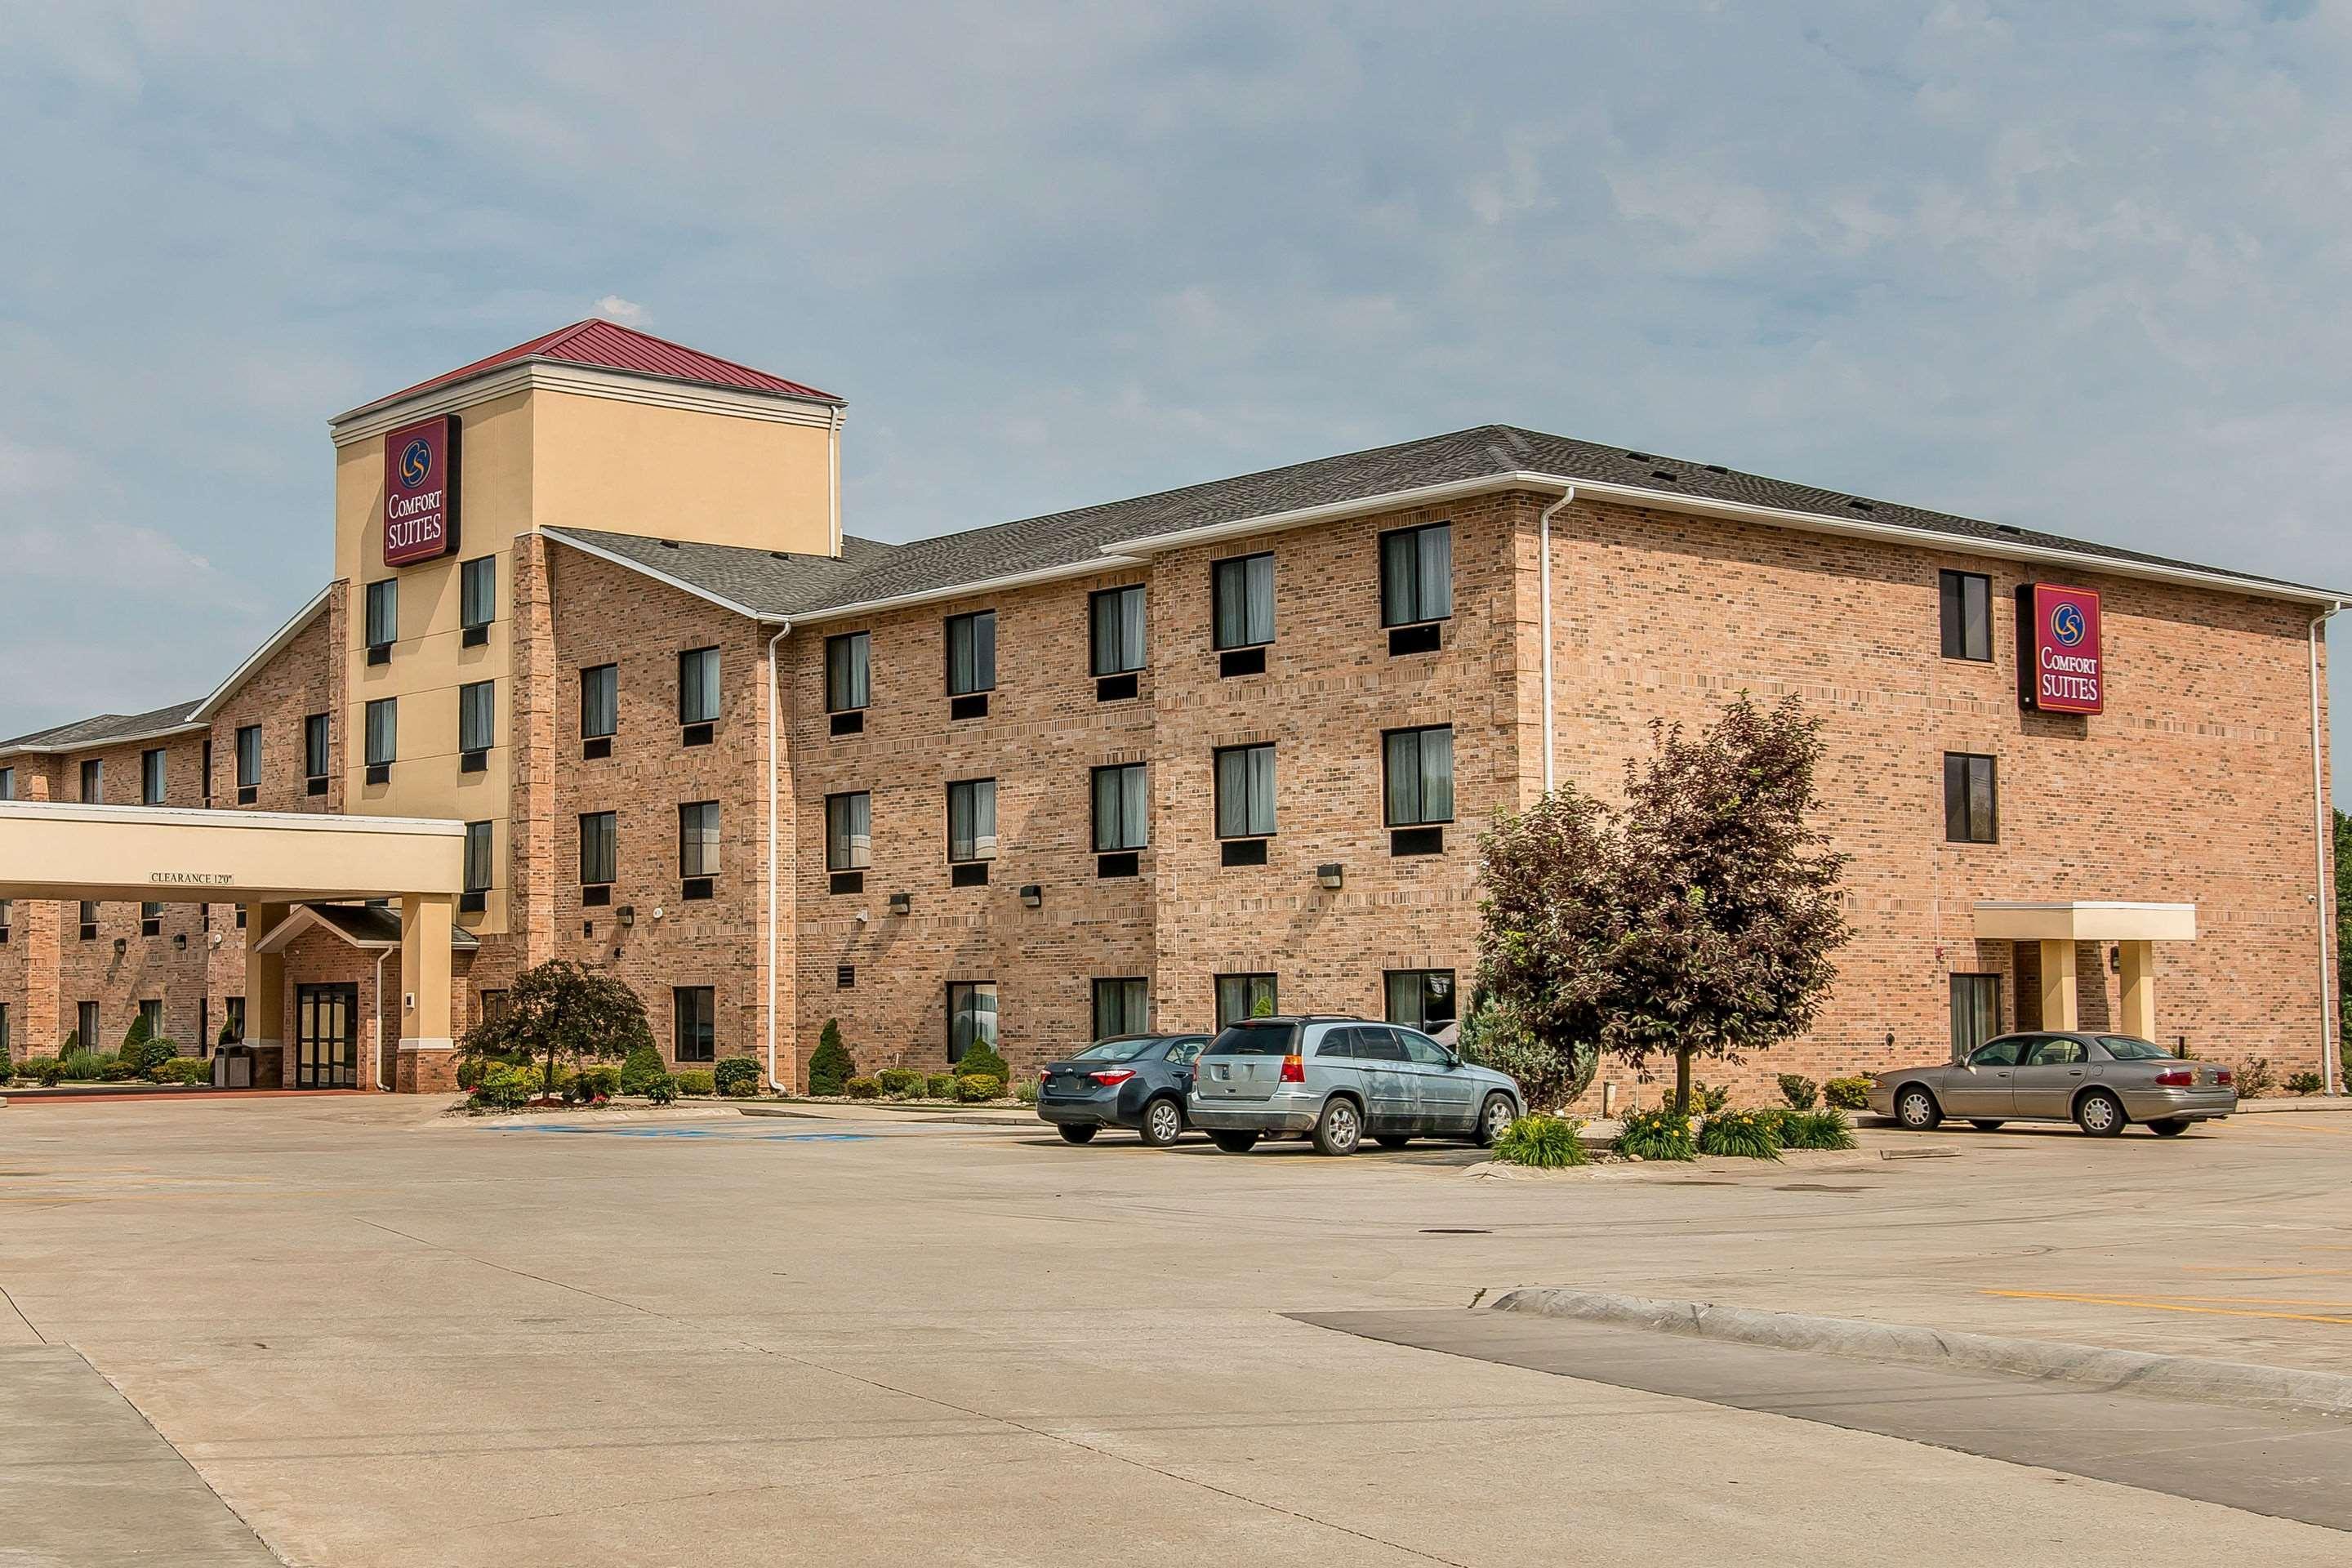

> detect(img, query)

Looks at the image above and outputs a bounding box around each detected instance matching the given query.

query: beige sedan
[1868,1031,2236,1137]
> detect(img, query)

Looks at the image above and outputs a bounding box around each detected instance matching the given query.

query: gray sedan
[1869,1031,2236,1137]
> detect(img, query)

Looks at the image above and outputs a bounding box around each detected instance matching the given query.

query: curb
[1488,1286,2352,1421]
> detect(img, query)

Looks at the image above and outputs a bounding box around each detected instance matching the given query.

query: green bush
[218,1021,238,1047]
[877,1067,924,1097]
[952,1040,1009,1083]
[675,1070,715,1097]
[1696,1107,1782,1160]
[1777,1073,1819,1110]
[1013,1076,1040,1104]
[1494,1114,1590,1168]
[119,1033,178,1074]
[955,1074,1004,1102]
[926,1073,957,1098]
[470,1062,537,1111]
[60,1029,81,1054]
[1615,1107,1695,1161]
[618,1040,667,1095]
[58,1051,111,1082]
[154,1058,213,1085]
[643,1072,679,1105]
[23,1056,65,1087]
[1777,1108,1857,1151]
[714,1056,762,1098]
[1823,1076,1873,1111]
[2286,1070,2324,1096]
[564,1064,621,1103]
[845,1076,881,1099]
[808,1018,856,1096]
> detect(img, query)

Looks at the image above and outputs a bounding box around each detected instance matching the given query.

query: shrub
[470,1062,537,1111]
[2237,1056,2278,1098]
[955,1074,1004,1102]
[1014,1076,1040,1104]
[101,1054,140,1081]
[1777,1108,1856,1151]
[808,1018,856,1096]
[61,1029,81,1054]
[1823,1076,1873,1111]
[643,1072,679,1105]
[845,1076,882,1099]
[953,1040,1009,1084]
[154,1058,213,1085]
[1696,1107,1782,1160]
[675,1070,716,1098]
[714,1056,763,1098]
[455,1054,488,1091]
[119,1033,178,1074]
[1494,1114,1590,1169]
[23,1056,64,1087]
[877,1067,924,1097]
[618,1040,667,1095]
[1615,1107,1695,1161]
[564,1065,621,1104]
[1777,1074,1820,1110]
[926,1073,958,1098]
[60,1051,110,1082]
[1457,995,1598,1113]
[2286,1070,2324,1096]
[218,1021,239,1047]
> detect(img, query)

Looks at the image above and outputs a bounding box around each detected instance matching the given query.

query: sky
[3,1,2350,794]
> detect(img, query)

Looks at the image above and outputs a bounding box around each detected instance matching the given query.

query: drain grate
[1420,1227,1491,1235]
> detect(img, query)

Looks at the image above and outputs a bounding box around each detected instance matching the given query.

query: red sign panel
[2017,583,2103,714]
[381,415,459,566]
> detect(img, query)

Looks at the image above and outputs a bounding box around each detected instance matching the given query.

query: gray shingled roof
[302,903,481,951]
[550,422,2333,619]
[1,699,205,751]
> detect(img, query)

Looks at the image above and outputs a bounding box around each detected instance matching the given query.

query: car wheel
[1374,1134,1413,1149]
[1056,1124,1098,1145]
[1312,1098,1363,1156]
[1475,1092,1517,1147]
[1968,1119,2005,1132]
[1209,1130,1259,1153]
[1139,1097,1185,1148]
[2147,1117,2189,1137]
[1895,1085,1942,1131]
[2074,1089,2127,1138]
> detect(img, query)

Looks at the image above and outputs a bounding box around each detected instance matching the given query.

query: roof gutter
[2310,604,2344,1095]
[766,618,793,1096]
[788,554,1151,626]
[0,719,208,762]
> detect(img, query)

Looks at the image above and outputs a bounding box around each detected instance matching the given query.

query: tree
[808,1018,855,1095]
[458,960,653,1098]
[1606,696,1850,1115]
[2336,808,2350,1072]
[1472,788,1625,1110]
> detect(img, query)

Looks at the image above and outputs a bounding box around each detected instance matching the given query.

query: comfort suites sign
[381,415,460,566]
[2016,582,2103,714]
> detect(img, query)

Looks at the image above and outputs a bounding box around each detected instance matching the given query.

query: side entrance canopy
[1972,900,2197,1040]
[0,801,468,1061]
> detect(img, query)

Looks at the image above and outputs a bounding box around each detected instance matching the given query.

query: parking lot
[2,1094,2347,1565]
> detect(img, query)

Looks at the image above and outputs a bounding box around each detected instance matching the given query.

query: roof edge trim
[540,528,782,623]
[788,555,1152,626]
[189,586,336,724]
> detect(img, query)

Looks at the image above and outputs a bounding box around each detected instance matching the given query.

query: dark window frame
[1091,977,1149,1041]
[142,747,168,805]
[1214,973,1279,1029]
[1942,752,1998,844]
[461,821,494,894]
[1213,743,1276,840]
[947,777,998,864]
[303,713,331,782]
[947,979,998,1065]
[1091,763,1147,853]
[364,697,397,768]
[580,663,618,740]
[678,800,721,878]
[1949,973,2002,1059]
[578,811,617,888]
[825,791,871,872]
[677,647,721,726]
[1211,553,1276,650]
[1089,585,1147,676]
[1939,569,1993,662]
[825,631,871,713]
[672,986,716,1063]
[1383,969,1459,1031]
[1379,522,1454,627]
[364,577,398,649]
[459,555,497,630]
[458,680,496,755]
[80,759,102,804]
[1382,725,1455,827]
[945,611,997,697]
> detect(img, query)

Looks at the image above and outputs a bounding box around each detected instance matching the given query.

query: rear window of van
[1207,1021,1298,1055]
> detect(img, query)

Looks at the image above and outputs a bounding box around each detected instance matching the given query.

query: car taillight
[1089,1069,1137,1086]
[2154,1067,2193,1086]
[1279,1054,1306,1083]
[2213,1068,2233,1085]
[1039,1067,1052,1083]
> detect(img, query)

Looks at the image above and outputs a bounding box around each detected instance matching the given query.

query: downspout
[372,946,392,1092]
[766,619,793,1094]
[1535,487,1576,794]
[2310,604,2342,1094]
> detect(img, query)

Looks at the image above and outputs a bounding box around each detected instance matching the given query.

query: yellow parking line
[1984,1289,2352,1327]
[2178,1264,2352,1276]
[2233,1119,2350,1134]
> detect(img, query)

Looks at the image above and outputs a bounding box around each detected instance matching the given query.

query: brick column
[507,534,558,967]
[2038,938,2079,1031]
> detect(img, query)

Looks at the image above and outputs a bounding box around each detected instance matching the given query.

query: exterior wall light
[1316,863,1344,890]
[888,892,912,916]
[1019,884,1043,908]
[113,937,128,956]
[173,933,188,950]
[616,905,636,928]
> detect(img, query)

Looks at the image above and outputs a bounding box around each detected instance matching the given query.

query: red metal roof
[356,319,840,415]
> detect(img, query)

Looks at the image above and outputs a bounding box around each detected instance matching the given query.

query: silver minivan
[1187,1015,1524,1155]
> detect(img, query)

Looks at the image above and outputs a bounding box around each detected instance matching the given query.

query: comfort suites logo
[399,436,433,488]
[2017,583,2103,715]
[381,414,460,568]
[2051,601,2087,648]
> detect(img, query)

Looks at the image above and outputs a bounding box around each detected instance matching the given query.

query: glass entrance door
[295,983,359,1089]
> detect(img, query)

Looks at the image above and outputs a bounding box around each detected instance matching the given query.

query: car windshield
[2098,1036,2175,1061]
[1207,1021,1298,1056]
[1072,1038,1158,1062]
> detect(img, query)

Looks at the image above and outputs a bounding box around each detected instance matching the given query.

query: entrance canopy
[0,801,462,904]
[1971,899,2197,1040]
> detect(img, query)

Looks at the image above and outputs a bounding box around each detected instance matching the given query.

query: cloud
[592,294,649,326]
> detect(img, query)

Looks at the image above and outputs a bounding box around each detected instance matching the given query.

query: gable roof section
[334,319,843,426]
[0,699,207,756]
[546,423,2347,623]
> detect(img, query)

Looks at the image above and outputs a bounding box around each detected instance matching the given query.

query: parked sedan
[1869,1031,2236,1137]
[1187,1015,1524,1155]
[1036,1034,1209,1147]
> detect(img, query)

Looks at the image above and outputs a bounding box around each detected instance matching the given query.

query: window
[678,647,721,725]
[304,713,331,782]
[1212,553,1275,648]
[0,1004,8,1064]
[236,725,261,791]
[224,996,245,1042]
[78,900,99,939]
[462,821,493,896]
[1967,1036,2026,1068]
[947,779,998,862]
[478,991,509,1027]
[946,612,996,695]
[1943,753,1997,843]
[579,811,617,887]
[0,765,12,800]
[1939,570,1993,662]
[679,801,720,877]
[1214,745,1276,839]
[1380,523,1453,626]
[364,578,397,650]
[673,987,715,1062]
[1092,978,1148,1040]
[1214,973,1278,1028]
[365,698,397,768]
[580,664,618,740]
[826,793,871,871]
[140,748,167,804]
[460,555,497,630]
[1384,969,1458,1031]
[78,1001,99,1049]
[1092,764,1147,853]
[1090,586,1147,675]
[0,900,10,939]
[138,999,163,1038]
[81,759,102,803]
[947,980,998,1065]
[1950,975,2002,1058]
[1383,726,1454,826]
[459,680,495,755]
[825,633,871,712]
[140,902,163,937]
